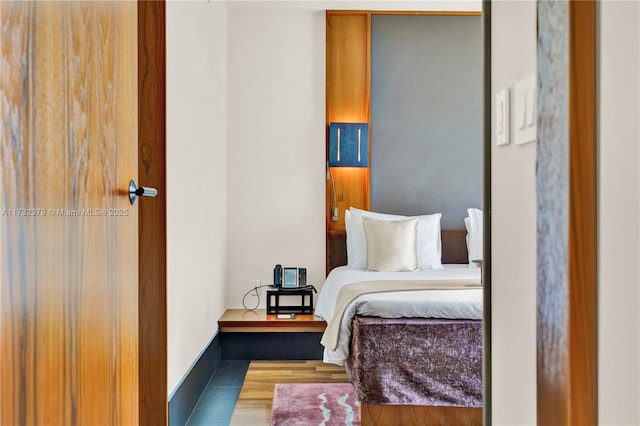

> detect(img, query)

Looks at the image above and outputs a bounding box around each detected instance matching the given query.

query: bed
[317,209,483,424]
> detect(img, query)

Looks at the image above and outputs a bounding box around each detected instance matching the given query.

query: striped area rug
[270,383,360,426]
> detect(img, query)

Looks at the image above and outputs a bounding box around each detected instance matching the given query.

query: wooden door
[1,2,139,424]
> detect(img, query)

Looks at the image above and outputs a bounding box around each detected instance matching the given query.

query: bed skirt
[344,316,482,407]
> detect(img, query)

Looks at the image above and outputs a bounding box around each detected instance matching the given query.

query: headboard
[327,229,468,274]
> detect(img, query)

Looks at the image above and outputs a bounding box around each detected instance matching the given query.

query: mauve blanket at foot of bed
[344,316,482,407]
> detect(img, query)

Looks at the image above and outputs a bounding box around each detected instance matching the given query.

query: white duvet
[315,265,483,365]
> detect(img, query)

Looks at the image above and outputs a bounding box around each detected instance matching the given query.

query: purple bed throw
[344,316,482,407]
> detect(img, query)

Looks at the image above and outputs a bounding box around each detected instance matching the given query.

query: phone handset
[273,264,282,287]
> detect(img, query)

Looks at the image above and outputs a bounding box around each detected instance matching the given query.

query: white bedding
[315,265,483,365]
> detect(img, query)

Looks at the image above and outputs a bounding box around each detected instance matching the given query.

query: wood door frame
[138,1,167,424]
[536,1,597,424]
[481,2,492,424]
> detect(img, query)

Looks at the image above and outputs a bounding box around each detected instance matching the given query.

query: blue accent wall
[370,15,482,229]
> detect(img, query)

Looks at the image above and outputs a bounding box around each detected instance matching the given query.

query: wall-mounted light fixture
[327,122,369,221]
[329,122,369,167]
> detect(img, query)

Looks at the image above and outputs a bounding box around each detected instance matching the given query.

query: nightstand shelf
[217,309,327,360]
[218,309,326,333]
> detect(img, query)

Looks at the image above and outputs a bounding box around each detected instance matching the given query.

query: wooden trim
[365,12,372,209]
[325,12,371,238]
[326,10,481,16]
[221,326,326,333]
[218,309,327,333]
[567,1,597,424]
[360,403,482,425]
[536,1,597,424]
[137,1,167,425]
[370,11,481,16]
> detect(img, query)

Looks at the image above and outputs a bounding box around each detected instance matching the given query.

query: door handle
[129,179,158,205]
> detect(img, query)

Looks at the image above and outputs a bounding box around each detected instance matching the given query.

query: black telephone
[272,265,315,292]
[273,264,282,287]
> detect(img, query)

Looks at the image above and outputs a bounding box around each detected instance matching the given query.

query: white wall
[225,2,326,309]
[166,1,228,395]
[491,1,640,424]
[598,1,640,424]
[224,0,482,309]
[490,1,537,424]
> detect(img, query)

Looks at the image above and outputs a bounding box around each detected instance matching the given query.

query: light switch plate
[514,74,536,145]
[496,88,510,146]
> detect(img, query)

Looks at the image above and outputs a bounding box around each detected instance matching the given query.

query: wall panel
[370,14,482,229]
[326,12,371,235]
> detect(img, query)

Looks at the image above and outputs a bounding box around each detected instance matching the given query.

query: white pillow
[362,217,419,272]
[465,208,483,266]
[464,216,471,249]
[346,207,442,270]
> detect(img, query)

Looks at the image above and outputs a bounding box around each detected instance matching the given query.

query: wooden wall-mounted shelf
[218,309,327,333]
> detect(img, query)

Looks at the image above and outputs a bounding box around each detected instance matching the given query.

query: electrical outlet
[331,207,339,222]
